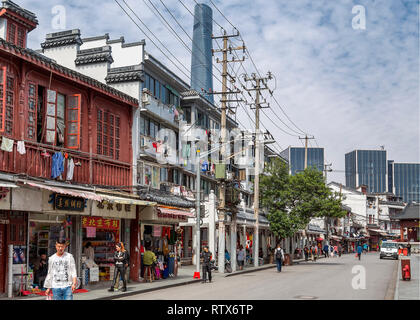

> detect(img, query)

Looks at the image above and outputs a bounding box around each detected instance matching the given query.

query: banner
[82,216,119,230]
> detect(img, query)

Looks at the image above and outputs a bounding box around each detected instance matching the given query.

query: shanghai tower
[191,3,214,104]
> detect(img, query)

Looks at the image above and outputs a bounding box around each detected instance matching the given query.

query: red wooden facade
[0,42,137,188]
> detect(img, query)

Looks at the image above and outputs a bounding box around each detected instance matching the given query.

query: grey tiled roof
[41,29,83,49]
[75,46,113,65]
[138,189,195,209]
[1,0,38,25]
[391,203,419,220]
[105,65,143,84]
[0,39,138,105]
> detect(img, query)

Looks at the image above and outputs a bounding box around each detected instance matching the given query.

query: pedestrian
[142,245,157,282]
[357,244,363,261]
[407,243,411,256]
[330,245,334,258]
[33,251,48,289]
[237,245,245,270]
[323,244,329,258]
[108,242,129,292]
[338,244,342,257]
[363,243,368,254]
[200,246,212,283]
[274,243,284,272]
[311,245,317,262]
[304,246,309,261]
[44,239,78,300]
[333,245,338,258]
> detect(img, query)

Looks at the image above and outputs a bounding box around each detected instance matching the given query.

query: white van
[379,242,398,260]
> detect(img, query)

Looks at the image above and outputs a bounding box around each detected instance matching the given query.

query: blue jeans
[276,259,282,272]
[52,286,73,300]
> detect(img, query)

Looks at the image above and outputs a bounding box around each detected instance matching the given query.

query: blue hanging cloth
[51,152,65,179]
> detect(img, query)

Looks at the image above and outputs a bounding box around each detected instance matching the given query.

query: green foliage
[260,160,347,240]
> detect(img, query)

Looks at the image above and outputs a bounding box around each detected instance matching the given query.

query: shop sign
[0,219,9,224]
[82,216,120,230]
[157,211,187,221]
[49,193,86,211]
[97,201,131,212]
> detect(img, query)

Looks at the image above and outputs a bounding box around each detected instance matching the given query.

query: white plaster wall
[330,184,367,226]
[110,42,143,68]
[75,62,108,83]
[80,38,107,50]
[109,81,141,99]
[0,18,7,40]
[42,45,79,71]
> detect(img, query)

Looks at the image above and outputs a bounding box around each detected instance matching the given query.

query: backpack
[275,248,283,260]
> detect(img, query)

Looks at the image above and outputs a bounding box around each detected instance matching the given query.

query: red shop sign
[82,216,119,230]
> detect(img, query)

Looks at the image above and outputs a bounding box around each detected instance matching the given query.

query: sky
[20,0,419,184]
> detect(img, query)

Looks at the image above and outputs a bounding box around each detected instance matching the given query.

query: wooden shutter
[0,66,6,133]
[27,82,37,140]
[66,94,81,149]
[45,89,57,144]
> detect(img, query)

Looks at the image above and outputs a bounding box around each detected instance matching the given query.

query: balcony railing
[144,94,179,126]
[0,140,131,187]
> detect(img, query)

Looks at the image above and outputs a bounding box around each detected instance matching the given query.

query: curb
[224,264,276,277]
[95,278,202,300]
[394,256,402,301]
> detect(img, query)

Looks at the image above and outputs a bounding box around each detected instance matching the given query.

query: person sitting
[143,246,157,282]
[225,249,231,262]
[33,252,48,289]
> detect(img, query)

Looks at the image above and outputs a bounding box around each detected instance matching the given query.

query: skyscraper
[280,147,324,176]
[388,161,420,203]
[345,150,387,193]
[191,3,214,104]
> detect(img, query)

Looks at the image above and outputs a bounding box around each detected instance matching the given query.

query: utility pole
[211,30,244,273]
[323,163,332,245]
[299,135,315,169]
[243,72,272,267]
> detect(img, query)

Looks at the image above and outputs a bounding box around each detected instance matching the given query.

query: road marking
[294,295,318,300]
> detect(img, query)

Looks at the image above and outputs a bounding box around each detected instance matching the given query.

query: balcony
[0,140,131,187]
[143,93,180,127]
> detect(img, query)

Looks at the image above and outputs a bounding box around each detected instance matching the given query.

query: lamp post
[194,141,202,278]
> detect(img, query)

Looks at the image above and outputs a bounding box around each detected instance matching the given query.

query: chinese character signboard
[82,217,120,230]
[50,194,85,211]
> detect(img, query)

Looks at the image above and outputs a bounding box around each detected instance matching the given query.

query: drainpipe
[8,245,13,298]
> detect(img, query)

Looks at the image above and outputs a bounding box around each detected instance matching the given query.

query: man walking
[44,239,77,300]
[357,244,363,261]
[274,244,284,272]
[200,246,212,283]
[323,243,329,258]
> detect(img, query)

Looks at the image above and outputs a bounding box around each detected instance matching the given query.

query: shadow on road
[293,262,345,266]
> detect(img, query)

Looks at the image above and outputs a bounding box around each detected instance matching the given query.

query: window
[160,167,168,182]
[155,80,160,99]
[97,108,120,160]
[7,23,16,44]
[17,27,25,48]
[0,66,15,136]
[27,83,37,140]
[56,94,65,146]
[183,107,191,124]
[6,22,26,48]
[66,95,81,149]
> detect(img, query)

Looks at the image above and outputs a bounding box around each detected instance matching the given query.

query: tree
[260,160,347,241]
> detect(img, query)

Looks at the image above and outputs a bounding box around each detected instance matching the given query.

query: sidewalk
[394,254,420,300]
[6,262,278,300]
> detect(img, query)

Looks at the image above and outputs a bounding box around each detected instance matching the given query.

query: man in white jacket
[44,239,77,300]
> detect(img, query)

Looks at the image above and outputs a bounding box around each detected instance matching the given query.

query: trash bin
[401,259,411,281]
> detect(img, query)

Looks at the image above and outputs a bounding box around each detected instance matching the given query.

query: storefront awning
[157,207,194,217]
[0,181,18,188]
[330,235,343,241]
[99,194,156,207]
[24,181,103,201]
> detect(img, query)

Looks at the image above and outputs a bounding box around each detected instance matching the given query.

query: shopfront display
[82,216,120,282]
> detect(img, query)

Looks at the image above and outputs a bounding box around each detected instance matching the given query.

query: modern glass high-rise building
[345,150,387,193]
[280,147,324,176]
[191,3,214,104]
[388,161,420,203]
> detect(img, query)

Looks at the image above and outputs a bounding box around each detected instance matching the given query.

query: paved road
[117,252,397,300]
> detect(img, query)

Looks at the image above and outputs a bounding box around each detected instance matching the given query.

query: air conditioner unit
[142,92,150,105]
